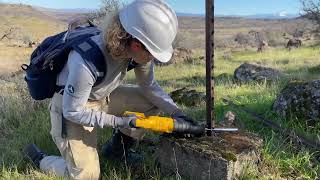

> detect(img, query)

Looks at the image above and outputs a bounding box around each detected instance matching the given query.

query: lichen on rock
[170,87,205,106]
[156,132,263,180]
[234,63,282,83]
[273,80,320,125]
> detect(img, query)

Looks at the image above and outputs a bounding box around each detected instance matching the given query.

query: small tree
[89,0,124,25]
[234,32,255,47]
[301,0,320,35]
[0,27,16,41]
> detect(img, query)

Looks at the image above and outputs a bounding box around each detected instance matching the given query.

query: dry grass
[177,16,316,50]
[0,5,66,75]
[0,43,33,75]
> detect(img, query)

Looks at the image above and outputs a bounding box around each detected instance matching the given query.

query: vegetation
[301,0,320,32]
[1,45,319,179]
[0,2,319,180]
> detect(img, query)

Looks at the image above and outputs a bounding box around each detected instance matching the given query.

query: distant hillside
[33,6,94,22]
[0,3,66,41]
[0,3,315,50]
[0,3,92,22]
[34,6,95,14]
[243,13,300,19]
[0,3,56,21]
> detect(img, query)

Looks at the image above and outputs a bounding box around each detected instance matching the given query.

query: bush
[234,32,255,46]
[215,37,237,48]
[266,31,287,47]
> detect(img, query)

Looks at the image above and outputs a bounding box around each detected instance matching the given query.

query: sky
[1,0,302,16]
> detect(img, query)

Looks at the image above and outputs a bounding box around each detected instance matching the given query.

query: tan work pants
[39,85,159,179]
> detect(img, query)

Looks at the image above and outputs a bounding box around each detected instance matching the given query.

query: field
[0,3,320,180]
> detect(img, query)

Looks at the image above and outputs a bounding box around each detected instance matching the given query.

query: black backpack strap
[72,38,106,86]
[127,59,139,71]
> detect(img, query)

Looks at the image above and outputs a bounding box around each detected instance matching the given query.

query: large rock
[273,80,320,125]
[234,63,281,83]
[170,87,205,106]
[156,132,263,180]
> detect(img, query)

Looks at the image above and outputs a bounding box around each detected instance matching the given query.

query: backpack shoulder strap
[72,38,106,86]
[127,59,139,71]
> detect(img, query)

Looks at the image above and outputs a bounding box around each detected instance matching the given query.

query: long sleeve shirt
[55,34,179,128]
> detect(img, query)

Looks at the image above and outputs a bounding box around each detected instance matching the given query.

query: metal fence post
[205,0,215,136]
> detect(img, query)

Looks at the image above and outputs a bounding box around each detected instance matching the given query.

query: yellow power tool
[125,111,205,134]
[124,111,175,133]
[124,111,238,135]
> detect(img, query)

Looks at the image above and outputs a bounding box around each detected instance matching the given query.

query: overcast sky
[1,0,302,15]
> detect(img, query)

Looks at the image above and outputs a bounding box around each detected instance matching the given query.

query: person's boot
[23,144,47,168]
[101,130,142,164]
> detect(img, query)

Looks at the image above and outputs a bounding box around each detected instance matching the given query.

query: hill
[0,3,316,73]
[178,16,314,49]
[0,3,66,74]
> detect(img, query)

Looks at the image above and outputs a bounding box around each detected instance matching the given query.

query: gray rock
[220,111,236,127]
[170,87,205,107]
[234,63,281,83]
[273,80,320,125]
[219,111,245,130]
[156,132,263,180]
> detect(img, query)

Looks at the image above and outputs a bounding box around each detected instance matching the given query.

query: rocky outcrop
[170,87,205,107]
[273,80,320,125]
[234,63,281,83]
[156,132,263,180]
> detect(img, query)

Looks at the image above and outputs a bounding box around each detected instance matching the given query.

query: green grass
[1,45,320,179]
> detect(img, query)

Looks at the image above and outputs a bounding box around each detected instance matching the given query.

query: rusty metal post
[205,0,215,136]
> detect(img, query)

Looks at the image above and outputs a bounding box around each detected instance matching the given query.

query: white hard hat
[119,0,178,63]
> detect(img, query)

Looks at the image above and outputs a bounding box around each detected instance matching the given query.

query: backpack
[22,19,107,100]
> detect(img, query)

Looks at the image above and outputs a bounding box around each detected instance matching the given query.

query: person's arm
[62,51,134,128]
[134,60,179,115]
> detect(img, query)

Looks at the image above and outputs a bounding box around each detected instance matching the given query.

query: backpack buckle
[49,61,54,70]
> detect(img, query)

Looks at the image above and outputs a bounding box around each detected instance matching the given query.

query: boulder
[156,132,263,180]
[170,87,205,107]
[220,111,236,127]
[218,111,245,130]
[234,63,281,83]
[273,80,320,125]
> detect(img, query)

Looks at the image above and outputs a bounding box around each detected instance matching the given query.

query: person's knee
[66,139,100,179]
[69,163,100,180]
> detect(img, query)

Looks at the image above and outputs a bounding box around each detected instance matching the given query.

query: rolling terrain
[0,3,319,179]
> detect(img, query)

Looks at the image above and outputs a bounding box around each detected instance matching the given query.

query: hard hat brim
[148,45,173,63]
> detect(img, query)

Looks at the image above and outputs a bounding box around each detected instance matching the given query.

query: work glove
[171,109,198,126]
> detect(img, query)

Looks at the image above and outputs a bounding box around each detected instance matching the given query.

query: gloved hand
[171,109,198,126]
[170,109,203,137]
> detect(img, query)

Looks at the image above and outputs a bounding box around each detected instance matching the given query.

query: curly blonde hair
[103,14,132,59]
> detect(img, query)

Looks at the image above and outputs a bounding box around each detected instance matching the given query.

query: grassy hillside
[0,4,66,74]
[1,46,319,179]
[177,16,315,49]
